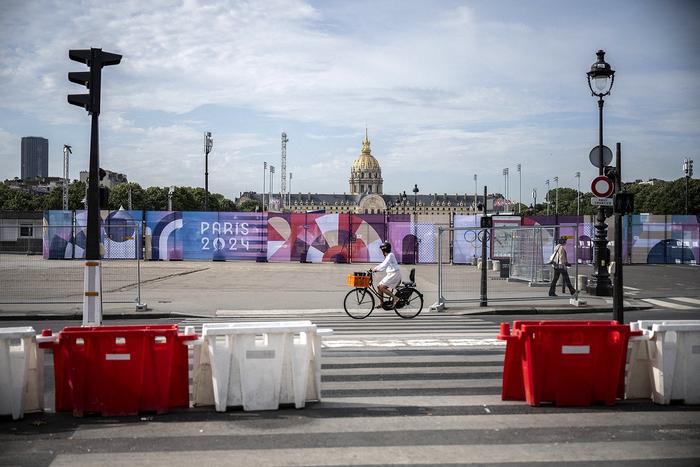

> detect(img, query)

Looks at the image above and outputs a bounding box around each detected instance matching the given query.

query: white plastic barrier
[626,320,700,404]
[0,327,45,420]
[191,321,332,411]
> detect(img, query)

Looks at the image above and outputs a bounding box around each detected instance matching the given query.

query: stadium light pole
[553,176,559,215]
[517,163,522,214]
[586,49,615,296]
[575,171,581,218]
[204,131,213,211]
[263,161,267,211]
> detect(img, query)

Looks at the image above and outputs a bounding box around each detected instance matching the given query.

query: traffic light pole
[84,110,103,325]
[68,47,121,325]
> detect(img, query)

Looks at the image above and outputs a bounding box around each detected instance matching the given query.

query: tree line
[0,177,697,215]
[519,177,699,216]
[0,181,262,212]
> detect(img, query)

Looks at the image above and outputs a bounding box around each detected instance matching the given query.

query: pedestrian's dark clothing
[549,244,575,296]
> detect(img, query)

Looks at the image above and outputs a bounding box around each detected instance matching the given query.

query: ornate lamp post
[586,49,615,296]
[204,131,213,211]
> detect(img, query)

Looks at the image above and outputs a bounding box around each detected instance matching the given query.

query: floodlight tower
[281,132,288,209]
[62,145,72,210]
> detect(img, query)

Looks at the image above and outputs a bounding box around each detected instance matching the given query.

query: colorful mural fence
[42,211,700,265]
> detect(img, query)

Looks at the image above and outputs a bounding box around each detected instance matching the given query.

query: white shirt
[374,252,400,275]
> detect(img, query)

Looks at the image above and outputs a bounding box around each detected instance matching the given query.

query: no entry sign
[591,176,614,198]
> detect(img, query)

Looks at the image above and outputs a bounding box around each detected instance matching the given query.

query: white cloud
[0,0,698,198]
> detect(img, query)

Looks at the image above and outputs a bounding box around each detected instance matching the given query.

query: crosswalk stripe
[669,296,700,306]
[641,298,695,310]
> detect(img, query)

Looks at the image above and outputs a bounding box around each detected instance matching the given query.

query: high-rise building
[21,137,49,180]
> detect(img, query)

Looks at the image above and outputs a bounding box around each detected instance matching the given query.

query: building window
[19,224,33,237]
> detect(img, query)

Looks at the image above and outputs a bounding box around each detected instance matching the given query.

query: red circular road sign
[591,176,614,198]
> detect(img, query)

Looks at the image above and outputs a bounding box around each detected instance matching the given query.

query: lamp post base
[586,275,612,297]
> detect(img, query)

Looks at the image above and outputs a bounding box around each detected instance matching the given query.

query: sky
[1,0,698,203]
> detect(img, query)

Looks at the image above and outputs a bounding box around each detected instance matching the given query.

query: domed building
[349,130,383,195]
[241,130,491,216]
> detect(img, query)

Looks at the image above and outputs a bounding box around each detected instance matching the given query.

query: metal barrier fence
[432,224,583,310]
[0,224,143,305]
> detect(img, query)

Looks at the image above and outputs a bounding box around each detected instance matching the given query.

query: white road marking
[641,298,694,310]
[623,286,640,291]
[669,297,700,306]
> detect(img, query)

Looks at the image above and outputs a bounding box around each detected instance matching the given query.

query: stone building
[240,131,493,215]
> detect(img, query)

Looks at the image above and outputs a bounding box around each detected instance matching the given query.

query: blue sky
[0,0,698,202]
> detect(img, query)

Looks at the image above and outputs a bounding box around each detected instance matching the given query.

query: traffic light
[68,48,122,115]
[603,165,617,180]
[480,216,493,228]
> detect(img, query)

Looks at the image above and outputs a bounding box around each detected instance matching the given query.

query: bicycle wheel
[394,288,423,319]
[344,288,375,319]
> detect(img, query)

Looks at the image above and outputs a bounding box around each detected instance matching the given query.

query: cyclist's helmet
[379,241,392,253]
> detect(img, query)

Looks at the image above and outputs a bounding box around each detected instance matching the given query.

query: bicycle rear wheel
[344,288,375,319]
[394,288,423,319]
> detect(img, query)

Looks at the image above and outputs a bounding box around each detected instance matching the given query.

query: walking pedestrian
[548,237,575,297]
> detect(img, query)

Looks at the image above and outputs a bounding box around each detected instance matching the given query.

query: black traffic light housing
[480,216,493,228]
[68,48,122,115]
[67,48,121,261]
[603,165,617,180]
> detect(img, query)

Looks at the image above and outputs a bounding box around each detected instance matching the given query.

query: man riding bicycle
[371,241,401,309]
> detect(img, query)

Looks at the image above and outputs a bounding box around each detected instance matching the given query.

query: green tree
[238,198,261,212]
[108,182,145,210]
[143,186,169,210]
[67,181,87,210]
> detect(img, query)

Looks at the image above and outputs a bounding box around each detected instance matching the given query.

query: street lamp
[587,49,615,296]
[545,179,550,216]
[401,191,407,214]
[204,131,213,211]
[473,174,478,212]
[412,184,419,264]
[532,188,537,213]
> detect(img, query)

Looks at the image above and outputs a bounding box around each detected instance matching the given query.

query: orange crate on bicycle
[347,272,370,288]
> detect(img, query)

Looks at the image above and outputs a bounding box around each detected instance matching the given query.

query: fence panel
[433,225,580,310]
[0,224,141,304]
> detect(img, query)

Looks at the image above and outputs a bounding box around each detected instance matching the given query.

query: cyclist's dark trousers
[549,267,575,295]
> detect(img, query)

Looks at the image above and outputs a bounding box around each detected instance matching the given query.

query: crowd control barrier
[39,325,197,416]
[498,320,640,406]
[191,321,332,411]
[0,327,45,420]
[626,320,700,404]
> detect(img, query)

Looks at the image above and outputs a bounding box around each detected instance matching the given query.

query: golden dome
[351,129,381,171]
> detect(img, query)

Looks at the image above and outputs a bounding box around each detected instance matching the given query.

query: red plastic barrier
[498,320,640,406]
[40,325,196,416]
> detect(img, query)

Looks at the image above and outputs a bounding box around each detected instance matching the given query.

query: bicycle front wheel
[394,288,424,319]
[344,288,375,319]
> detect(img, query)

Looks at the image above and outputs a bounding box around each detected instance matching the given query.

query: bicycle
[343,268,424,319]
